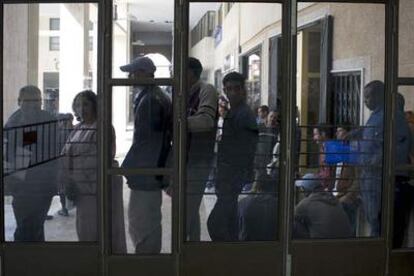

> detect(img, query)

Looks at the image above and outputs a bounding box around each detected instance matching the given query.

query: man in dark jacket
[120,56,172,253]
[207,72,258,241]
[293,173,352,239]
[4,85,58,241]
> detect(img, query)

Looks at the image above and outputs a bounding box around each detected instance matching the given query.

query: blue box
[324,140,359,164]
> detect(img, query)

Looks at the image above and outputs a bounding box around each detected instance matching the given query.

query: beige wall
[399,0,414,77]
[328,3,385,122]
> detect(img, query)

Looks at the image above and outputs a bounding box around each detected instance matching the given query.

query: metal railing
[3,118,72,177]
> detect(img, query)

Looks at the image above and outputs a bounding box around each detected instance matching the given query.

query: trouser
[207,194,239,241]
[341,202,358,236]
[12,195,53,241]
[76,195,97,241]
[360,175,381,237]
[207,170,243,241]
[60,194,67,210]
[186,158,212,241]
[393,177,414,248]
[128,189,162,254]
[111,174,127,254]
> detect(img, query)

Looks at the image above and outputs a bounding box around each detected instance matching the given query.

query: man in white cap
[120,56,172,253]
[293,173,352,239]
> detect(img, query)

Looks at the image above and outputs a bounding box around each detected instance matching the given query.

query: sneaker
[58,208,69,217]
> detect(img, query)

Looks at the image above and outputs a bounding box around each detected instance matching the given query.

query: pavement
[4,180,217,253]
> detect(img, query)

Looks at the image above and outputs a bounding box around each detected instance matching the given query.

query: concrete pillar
[90,4,98,93]
[3,4,39,120]
[112,2,130,149]
[59,4,89,114]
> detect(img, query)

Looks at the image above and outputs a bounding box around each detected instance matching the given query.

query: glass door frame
[0,0,413,275]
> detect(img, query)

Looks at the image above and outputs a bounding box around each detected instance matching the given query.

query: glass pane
[3,3,98,242]
[393,86,414,248]
[399,0,414,77]
[187,3,281,242]
[112,0,174,78]
[111,85,172,254]
[294,2,385,239]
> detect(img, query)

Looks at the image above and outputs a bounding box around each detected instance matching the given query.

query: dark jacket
[4,109,58,196]
[238,194,278,241]
[216,103,258,192]
[294,192,352,239]
[122,86,172,190]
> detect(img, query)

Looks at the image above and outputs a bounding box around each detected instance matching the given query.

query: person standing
[60,91,99,241]
[358,81,410,237]
[186,57,218,241]
[256,105,269,128]
[4,85,58,241]
[120,56,172,253]
[207,72,258,241]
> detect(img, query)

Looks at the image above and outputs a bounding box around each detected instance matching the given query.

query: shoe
[58,209,69,217]
[46,215,54,220]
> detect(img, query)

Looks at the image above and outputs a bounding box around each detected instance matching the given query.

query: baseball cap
[120,56,156,74]
[295,173,322,192]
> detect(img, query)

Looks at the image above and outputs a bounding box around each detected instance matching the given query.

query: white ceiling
[125,1,219,32]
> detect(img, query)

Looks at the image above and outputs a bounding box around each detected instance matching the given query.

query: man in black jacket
[207,72,258,241]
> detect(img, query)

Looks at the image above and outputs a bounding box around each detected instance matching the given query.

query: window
[244,50,262,111]
[190,10,215,47]
[332,71,362,126]
[49,36,59,51]
[49,18,60,30]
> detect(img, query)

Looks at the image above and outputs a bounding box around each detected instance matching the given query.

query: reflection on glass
[3,3,98,242]
[112,81,172,254]
[246,52,261,111]
[112,0,174,78]
[187,2,281,242]
[394,87,414,248]
[294,3,385,239]
[399,0,414,77]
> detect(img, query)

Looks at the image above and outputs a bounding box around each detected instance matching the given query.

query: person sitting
[293,173,352,239]
[238,174,277,241]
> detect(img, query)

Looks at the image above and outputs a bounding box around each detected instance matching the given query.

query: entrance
[1,1,414,275]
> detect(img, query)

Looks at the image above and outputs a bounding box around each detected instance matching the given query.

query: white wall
[189,37,216,85]
[3,4,38,121]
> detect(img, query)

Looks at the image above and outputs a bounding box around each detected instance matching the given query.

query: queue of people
[3,57,413,250]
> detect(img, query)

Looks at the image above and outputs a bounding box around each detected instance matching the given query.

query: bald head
[18,85,42,112]
[364,80,384,111]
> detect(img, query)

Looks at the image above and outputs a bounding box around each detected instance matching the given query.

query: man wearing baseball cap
[293,173,352,239]
[120,56,172,254]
